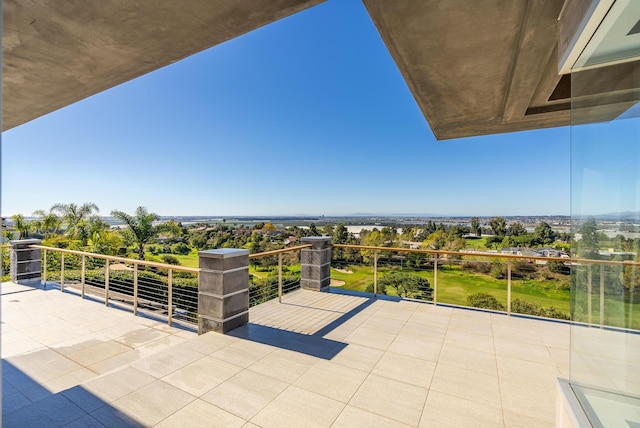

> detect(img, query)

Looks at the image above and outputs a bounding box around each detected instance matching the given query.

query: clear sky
[2,0,572,218]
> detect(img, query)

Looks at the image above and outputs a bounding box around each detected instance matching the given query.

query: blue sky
[2,0,572,218]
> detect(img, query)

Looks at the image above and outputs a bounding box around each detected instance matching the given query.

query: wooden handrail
[28,244,199,273]
[332,243,640,266]
[249,244,313,259]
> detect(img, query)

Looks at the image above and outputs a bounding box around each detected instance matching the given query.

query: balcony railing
[12,239,640,331]
[30,245,199,327]
[248,244,311,306]
[331,244,640,330]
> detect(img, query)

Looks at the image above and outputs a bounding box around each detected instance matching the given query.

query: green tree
[32,209,61,237]
[12,214,30,239]
[51,202,99,242]
[308,223,320,236]
[470,217,481,237]
[365,272,432,300]
[508,222,527,236]
[422,230,448,250]
[577,218,599,258]
[534,221,556,246]
[489,216,506,238]
[332,223,348,244]
[111,206,179,260]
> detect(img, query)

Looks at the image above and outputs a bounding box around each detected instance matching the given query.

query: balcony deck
[2,281,568,427]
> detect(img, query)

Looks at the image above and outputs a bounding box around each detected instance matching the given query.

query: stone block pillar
[10,239,42,285]
[198,248,249,334]
[300,236,332,291]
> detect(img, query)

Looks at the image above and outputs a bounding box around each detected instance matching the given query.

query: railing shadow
[231,289,381,359]
[2,359,142,427]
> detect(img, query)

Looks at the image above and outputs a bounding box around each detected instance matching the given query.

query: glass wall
[571,54,640,425]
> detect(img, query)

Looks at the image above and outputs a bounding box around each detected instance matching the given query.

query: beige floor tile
[443,329,496,354]
[329,343,384,372]
[114,327,170,348]
[41,367,98,393]
[499,379,555,423]
[109,380,195,426]
[84,366,156,403]
[437,343,498,375]
[64,339,133,367]
[247,349,315,383]
[493,337,555,365]
[294,360,368,403]
[210,340,274,368]
[361,316,406,334]
[497,355,560,390]
[387,335,442,361]
[491,323,545,346]
[156,398,245,428]
[332,405,412,428]
[7,348,86,383]
[372,351,436,388]
[502,409,554,428]
[181,331,239,354]
[430,363,501,408]
[87,348,144,375]
[130,347,204,378]
[345,326,397,350]
[202,370,288,420]
[162,355,243,396]
[251,385,344,428]
[349,374,428,426]
[420,390,503,428]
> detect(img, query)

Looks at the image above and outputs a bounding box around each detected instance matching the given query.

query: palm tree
[489,216,507,238]
[111,206,179,260]
[12,214,30,239]
[51,202,99,242]
[32,209,62,237]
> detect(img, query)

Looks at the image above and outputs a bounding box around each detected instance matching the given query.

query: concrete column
[198,248,249,334]
[10,239,42,285]
[300,236,332,291]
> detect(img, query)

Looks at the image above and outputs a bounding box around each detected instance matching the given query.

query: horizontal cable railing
[331,244,618,325]
[31,245,198,326]
[248,244,312,307]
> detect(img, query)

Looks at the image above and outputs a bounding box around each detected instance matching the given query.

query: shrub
[511,298,569,320]
[467,292,505,310]
[161,255,180,265]
[365,272,432,300]
[171,242,191,255]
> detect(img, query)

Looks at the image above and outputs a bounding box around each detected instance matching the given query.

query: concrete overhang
[2,0,324,131]
[363,0,573,140]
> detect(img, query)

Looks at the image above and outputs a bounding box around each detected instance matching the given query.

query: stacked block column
[10,239,42,285]
[300,236,332,292]
[198,248,249,334]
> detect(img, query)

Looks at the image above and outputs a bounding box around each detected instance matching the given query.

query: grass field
[331,264,570,314]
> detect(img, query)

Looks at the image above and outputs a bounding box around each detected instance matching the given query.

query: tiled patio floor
[2,282,569,427]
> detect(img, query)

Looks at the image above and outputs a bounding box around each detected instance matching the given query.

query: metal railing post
[81,255,86,299]
[134,264,138,316]
[373,250,378,296]
[61,253,65,292]
[168,269,173,326]
[600,264,605,328]
[278,253,283,303]
[587,265,592,325]
[105,260,110,306]
[43,249,47,288]
[507,259,512,316]
[433,254,438,305]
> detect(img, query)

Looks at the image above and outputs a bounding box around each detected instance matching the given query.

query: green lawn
[464,237,488,249]
[331,264,571,314]
[145,251,199,268]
